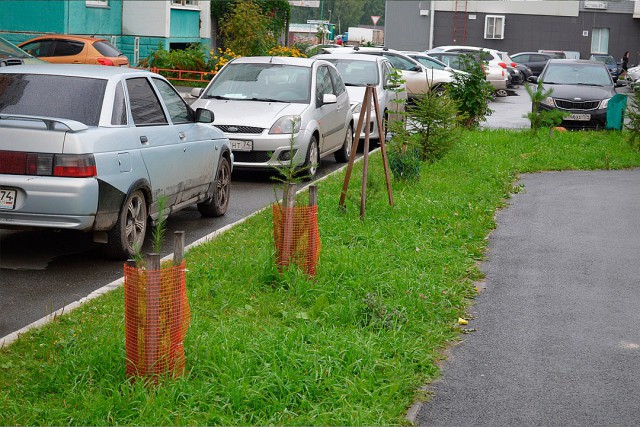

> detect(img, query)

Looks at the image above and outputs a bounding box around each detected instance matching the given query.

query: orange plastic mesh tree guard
[272,204,321,276]
[124,260,190,380]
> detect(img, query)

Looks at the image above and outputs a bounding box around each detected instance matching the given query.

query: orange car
[18,34,129,67]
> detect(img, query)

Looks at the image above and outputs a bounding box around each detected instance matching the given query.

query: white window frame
[591,27,609,55]
[484,15,505,40]
[86,0,108,7]
[171,0,199,8]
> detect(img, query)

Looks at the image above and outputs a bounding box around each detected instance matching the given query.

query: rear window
[93,41,123,57]
[0,74,106,126]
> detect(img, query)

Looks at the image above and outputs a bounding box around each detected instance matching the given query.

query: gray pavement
[414,169,640,426]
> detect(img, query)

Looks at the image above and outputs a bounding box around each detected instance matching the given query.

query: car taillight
[498,62,507,69]
[0,151,96,177]
[511,62,517,68]
[54,154,97,177]
[97,57,114,66]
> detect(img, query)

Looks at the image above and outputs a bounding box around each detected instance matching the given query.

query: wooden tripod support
[338,85,394,219]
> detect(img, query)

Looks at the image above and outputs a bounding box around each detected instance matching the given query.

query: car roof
[434,45,500,53]
[314,53,386,63]
[547,59,605,66]
[0,63,150,79]
[228,56,322,68]
[18,34,111,44]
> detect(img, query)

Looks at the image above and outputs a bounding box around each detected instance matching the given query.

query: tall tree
[220,0,271,55]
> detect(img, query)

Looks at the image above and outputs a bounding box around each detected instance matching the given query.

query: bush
[447,54,494,128]
[525,79,568,133]
[405,90,461,162]
[268,45,306,58]
[626,85,640,150]
[142,43,207,71]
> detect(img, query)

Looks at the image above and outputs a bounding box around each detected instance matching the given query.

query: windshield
[0,74,107,126]
[323,59,379,86]
[591,55,615,66]
[204,63,311,103]
[541,63,612,86]
[0,37,33,59]
[412,56,447,70]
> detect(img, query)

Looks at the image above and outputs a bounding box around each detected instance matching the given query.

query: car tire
[302,135,320,179]
[495,88,509,97]
[105,189,147,260]
[334,123,353,163]
[433,85,446,97]
[198,156,231,218]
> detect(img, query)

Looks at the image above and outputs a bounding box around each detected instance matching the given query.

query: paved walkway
[413,169,640,426]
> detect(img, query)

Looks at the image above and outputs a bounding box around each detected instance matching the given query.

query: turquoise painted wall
[68,0,122,35]
[169,8,200,39]
[0,1,65,33]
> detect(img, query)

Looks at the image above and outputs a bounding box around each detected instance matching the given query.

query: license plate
[0,188,16,210]
[231,140,253,152]
[567,113,590,121]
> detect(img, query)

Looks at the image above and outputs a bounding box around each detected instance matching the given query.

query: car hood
[545,84,615,100]
[346,86,371,105]
[193,99,308,127]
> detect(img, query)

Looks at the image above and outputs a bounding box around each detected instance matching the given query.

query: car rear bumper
[0,175,98,231]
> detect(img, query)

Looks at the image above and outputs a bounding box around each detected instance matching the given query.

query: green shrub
[626,85,640,150]
[525,79,568,133]
[406,90,461,162]
[447,54,494,128]
[142,43,207,71]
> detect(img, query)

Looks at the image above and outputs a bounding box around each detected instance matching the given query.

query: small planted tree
[626,85,640,150]
[447,54,494,128]
[525,79,568,134]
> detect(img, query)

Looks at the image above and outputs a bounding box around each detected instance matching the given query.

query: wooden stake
[371,88,394,206]
[281,183,297,267]
[340,86,370,208]
[146,253,160,375]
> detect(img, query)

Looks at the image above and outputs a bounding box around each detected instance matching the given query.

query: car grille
[0,58,24,66]
[217,125,264,134]
[555,99,600,110]
[233,151,272,163]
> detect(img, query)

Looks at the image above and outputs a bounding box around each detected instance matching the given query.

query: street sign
[307,19,330,24]
[371,15,381,25]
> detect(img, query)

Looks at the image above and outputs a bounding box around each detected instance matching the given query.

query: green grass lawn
[2,130,639,426]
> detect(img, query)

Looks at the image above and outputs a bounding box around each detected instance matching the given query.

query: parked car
[190,56,353,178]
[427,46,510,96]
[315,53,406,141]
[510,52,558,77]
[627,64,640,87]
[18,34,130,66]
[589,54,621,81]
[0,36,44,66]
[538,50,567,59]
[0,64,232,259]
[529,59,616,130]
[320,46,451,100]
[402,50,462,86]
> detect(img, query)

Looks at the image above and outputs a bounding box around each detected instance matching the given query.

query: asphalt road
[412,170,640,425]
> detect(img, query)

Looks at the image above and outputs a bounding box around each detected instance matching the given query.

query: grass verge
[1,130,639,425]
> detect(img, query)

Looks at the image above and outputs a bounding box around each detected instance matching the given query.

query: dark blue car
[589,54,621,81]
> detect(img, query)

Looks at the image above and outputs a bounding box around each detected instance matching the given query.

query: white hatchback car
[190,56,354,178]
[314,53,406,141]
[0,64,233,259]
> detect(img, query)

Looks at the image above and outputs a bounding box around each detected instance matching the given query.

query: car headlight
[541,96,555,108]
[350,102,362,115]
[269,115,301,134]
[600,97,611,109]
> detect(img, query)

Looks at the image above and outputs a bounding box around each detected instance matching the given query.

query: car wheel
[334,123,353,163]
[433,85,446,97]
[495,89,509,97]
[302,135,320,179]
[105,189,147,260]
[198,156,231,217]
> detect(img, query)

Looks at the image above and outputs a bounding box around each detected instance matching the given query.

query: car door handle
[178,132,186,140]
[140,136,148,144]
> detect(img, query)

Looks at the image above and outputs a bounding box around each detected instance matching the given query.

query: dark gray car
[530,59,616,130]
[510,52,557,77]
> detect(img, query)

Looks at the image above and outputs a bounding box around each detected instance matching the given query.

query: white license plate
[0,188,16,210]
[231,140,253,152]
[567,113,591,121]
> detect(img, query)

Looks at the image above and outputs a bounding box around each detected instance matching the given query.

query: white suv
[320,46,454,100]
[428,45,509,96]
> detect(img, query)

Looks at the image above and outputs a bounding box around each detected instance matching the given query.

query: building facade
[0,0,211,66]
[385,0,640,64]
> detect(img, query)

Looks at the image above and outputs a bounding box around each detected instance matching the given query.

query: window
[485,15,505,40]
[171,0,198,6]
[126,78,167,126]
[111,82,128,126]
[152,78,192,124]
[86,0,108,6]
[591,28,609,55]
[52,40,85,57]
[328,66,346,96]
[316,66,333,105]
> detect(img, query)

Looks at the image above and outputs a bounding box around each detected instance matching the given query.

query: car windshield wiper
[246,97,285,102]
[205,95,232,100]
[576,82,605,87]
[345,83,368,87]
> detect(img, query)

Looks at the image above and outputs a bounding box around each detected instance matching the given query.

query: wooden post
[340,86,371,208]
[173,231,185,265]
[308,185,318,275]
[360,93,372,220]
[371,89,394,206]
[281,183,297,267]
[145,253,160,375]
[124,259,138,376]
[171,231,185,372]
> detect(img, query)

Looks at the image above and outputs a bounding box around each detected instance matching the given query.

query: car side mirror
[322,93,337,105]
[190,87,204,98]
[195,108,214,123]
[444,66,454,72]
[528,76,538,83]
